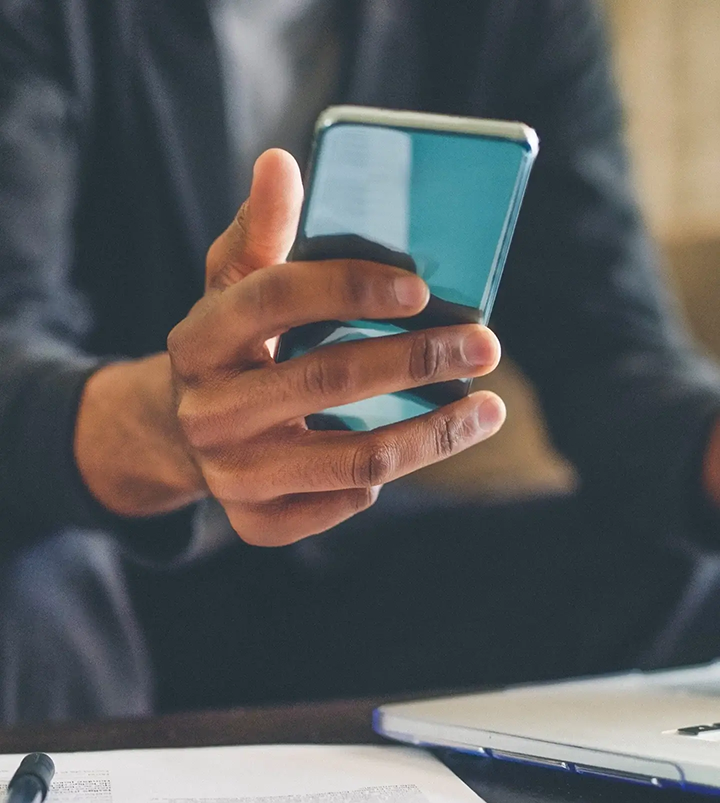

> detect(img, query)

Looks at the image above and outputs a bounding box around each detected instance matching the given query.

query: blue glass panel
[278,121,534,431]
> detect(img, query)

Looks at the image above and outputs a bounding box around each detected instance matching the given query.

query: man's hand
[168,149,504,543]
[76,149,505,544]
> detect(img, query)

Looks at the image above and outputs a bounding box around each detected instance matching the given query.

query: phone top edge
[316,105,539,155]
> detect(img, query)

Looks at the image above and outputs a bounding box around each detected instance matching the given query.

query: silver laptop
[374,661,720,793]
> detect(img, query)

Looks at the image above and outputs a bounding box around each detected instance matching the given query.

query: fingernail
[474,396,506,434]
[394,275,428,308]
[462,329,495,366]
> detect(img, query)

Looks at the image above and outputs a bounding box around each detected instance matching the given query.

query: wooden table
[0,699,709,803]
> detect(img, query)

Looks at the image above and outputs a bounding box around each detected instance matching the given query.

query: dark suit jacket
[1,0,719,552]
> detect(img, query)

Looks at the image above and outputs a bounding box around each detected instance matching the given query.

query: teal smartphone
[276,106,538,431]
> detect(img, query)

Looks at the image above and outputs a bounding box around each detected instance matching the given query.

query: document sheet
[0,745,484,803]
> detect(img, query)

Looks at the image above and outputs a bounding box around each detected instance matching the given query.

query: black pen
[6,753,55,803]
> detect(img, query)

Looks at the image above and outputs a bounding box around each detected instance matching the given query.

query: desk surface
[0,699,708,803]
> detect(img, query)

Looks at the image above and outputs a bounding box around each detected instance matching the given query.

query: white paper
[0,745,484,803]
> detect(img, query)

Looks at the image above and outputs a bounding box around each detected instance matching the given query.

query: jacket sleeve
[0,0,110,545]
[0,1,232,563]
[490,0,720,539]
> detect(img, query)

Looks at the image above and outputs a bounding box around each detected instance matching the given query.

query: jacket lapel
[340,0,501,118]
[340,0,424,111]
[133,0,234,270]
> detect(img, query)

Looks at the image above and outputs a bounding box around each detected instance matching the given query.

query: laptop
[374,661,720,794]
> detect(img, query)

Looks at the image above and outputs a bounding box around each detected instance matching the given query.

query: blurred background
[416,0,720,498]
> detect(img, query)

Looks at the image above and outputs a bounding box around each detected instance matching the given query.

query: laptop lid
[374,661,720,793]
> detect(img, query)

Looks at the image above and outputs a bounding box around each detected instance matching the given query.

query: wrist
[702,416,720,512]
[74,354,207,517]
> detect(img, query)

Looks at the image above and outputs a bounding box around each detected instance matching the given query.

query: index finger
[188,259,430,370]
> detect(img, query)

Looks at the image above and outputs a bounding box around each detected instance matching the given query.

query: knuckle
[339,263,375,310]
[175,398,211,451]
[409,331,444,383]
[166,323,182,356]
[226,509,278,548]
[233,201,249,236]
[349,487,379,515]
[352,439,396,487]
[433,412,469,459]
[241,499,307,547]
[302,355,354,398]
[247,270,291,317]
[203,459,254,502]
[167,322,196,379]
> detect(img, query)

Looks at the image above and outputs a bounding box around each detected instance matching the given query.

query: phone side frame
[478,145,536,322]
[315,105,539,156]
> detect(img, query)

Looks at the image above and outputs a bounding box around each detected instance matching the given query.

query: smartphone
[277,106,538,431]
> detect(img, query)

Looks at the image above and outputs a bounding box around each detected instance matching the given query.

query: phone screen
[277,119,536,431]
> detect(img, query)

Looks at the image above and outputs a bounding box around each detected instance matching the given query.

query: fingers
[172,260,430,373]
[182,150,509,547]
[234,260,429,341]
[276,391,507,493]
[266,324,501,425]
[181,325,500,437]
[206,149,304,291]
[202,390,506,502]
[224,487,382,547]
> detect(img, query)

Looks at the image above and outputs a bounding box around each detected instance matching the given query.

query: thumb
[206,148,304,292]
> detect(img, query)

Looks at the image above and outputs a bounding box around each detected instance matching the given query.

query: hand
[75,149,505,543]
[167,149,505,544]
[703,416,720,511]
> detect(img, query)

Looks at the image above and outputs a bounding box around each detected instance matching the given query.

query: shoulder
[0,0,94,80]
[1,0,59,67]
